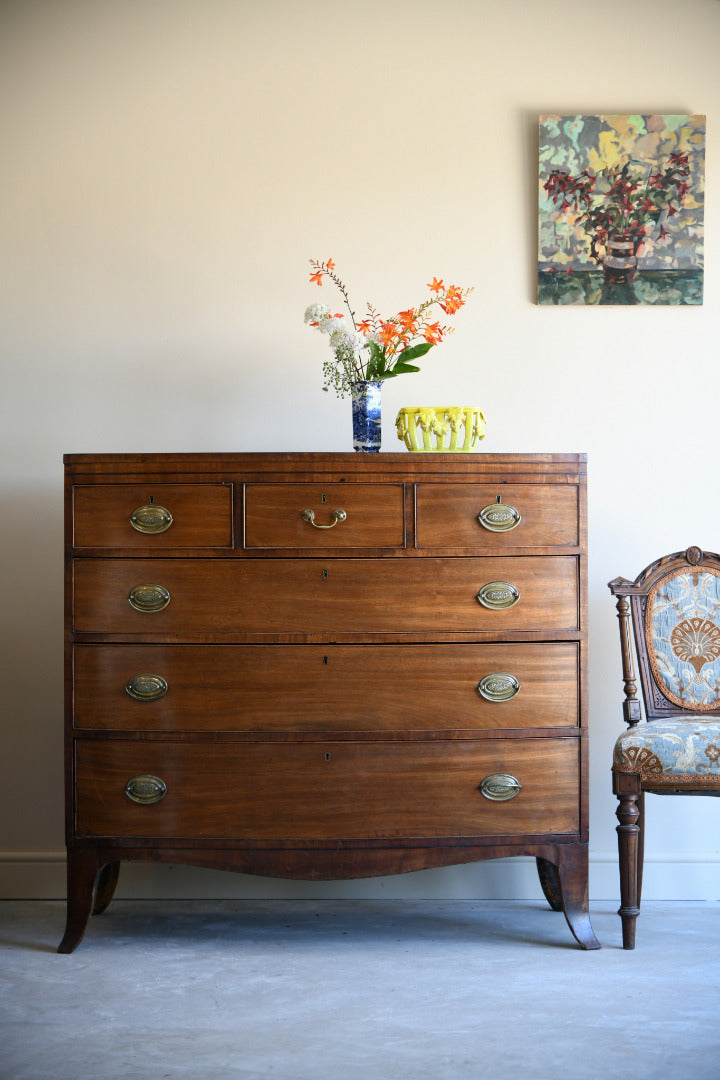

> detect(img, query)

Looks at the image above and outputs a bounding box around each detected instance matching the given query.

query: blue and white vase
[350,380,382,452]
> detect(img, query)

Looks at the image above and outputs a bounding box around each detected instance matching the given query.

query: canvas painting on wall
[538,114,705,305]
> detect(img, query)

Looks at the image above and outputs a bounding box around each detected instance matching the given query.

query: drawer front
[73,643,579,732]
[73,485,233,549]
[73,557,579,635]
[416,484,579,549]
[244,483,405,549]
[75,738,579,840]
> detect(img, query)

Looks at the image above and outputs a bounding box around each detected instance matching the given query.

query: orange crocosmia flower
[427,277,444,294]
[423,321,443,345]
[326,258,335,270]
[397,308,417,329]
[379,321,399,345]
[357,319,371,335]
[439,287,465,314]
[309,270,324,286]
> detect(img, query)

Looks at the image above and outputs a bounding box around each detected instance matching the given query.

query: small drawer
[75,738,580,840]
[72,556,579,636]
[72,643,579,732]
[73,485,233,549]
[244,484,405,549]
[416,484,579,549]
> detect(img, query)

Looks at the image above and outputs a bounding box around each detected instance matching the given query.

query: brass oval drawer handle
[301,508,347,530]
[128,584,171,613]
[129,504,174,535]
[477,672,521,702]
[124,774,167,805]
[478,496,521,533]
[125,673,169,702]
[479,773,522,802]
[477,581,520,610]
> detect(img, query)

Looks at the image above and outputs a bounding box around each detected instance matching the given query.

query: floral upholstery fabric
[647,568,720,710]
[614,719,720,787]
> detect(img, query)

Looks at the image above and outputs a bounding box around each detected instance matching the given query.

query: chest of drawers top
[65,451,586,556]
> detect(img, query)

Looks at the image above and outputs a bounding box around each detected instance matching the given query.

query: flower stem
[310,260,358,331]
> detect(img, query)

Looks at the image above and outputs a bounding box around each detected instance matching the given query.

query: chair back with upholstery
[608,545,720,947]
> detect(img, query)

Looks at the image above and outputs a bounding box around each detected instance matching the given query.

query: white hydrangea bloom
[304,303,330,324]
[329,327,363,352]
[318,316,346,336]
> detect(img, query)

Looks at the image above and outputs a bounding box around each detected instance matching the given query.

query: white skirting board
[2,852,719,901]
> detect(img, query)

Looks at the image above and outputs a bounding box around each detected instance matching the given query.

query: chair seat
[614,718,720,787]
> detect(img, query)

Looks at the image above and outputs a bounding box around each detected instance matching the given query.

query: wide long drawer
[75,738,580,840]
[73,642,579,731]
[72,557,579,635]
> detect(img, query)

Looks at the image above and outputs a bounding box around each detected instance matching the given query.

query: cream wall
[2,0,719,904]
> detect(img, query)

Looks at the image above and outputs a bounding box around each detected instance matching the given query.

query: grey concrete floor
[1,899,719,1080]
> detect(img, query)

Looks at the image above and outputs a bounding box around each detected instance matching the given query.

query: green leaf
[397,342,433,363]
[366,341,387,376]
[383,362,421,379]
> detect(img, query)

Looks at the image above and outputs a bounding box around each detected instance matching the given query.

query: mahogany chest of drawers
[60,452,599,951]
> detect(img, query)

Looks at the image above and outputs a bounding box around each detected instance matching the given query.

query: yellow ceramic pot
[395,406,486,452]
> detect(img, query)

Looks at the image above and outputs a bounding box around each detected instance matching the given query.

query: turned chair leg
[616,790,642,949]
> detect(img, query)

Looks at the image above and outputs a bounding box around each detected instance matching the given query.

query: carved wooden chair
[609,546,720,949]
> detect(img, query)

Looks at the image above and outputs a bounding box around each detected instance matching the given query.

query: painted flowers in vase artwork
[538,114,705,306]
[304,259,472,451]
